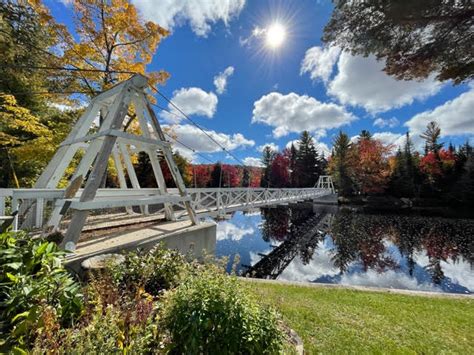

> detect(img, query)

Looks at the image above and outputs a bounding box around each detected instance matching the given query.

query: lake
[214,205,474,294]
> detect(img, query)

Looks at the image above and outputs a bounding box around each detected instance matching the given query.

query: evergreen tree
[359,130,372,141]
[260,146,275,188]
[209,162,223,188]
[329,131,353,196]
[390,133,416,197]
[421,121,443,153]
[289,143,298,187]
[295,131,320,187]
[241,167,250,187]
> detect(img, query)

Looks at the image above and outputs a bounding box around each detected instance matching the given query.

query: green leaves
[0,230,83,350]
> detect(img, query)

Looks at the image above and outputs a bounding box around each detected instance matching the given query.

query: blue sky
[48,0,473,166]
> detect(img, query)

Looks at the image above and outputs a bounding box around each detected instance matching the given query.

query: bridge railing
[0,187,332,230]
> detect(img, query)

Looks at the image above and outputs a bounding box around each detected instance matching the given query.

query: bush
[163,265,284,354]
[0,230,83,351]
[110,244,190,296]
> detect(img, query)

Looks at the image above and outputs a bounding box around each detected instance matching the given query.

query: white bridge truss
[0,186,332,231]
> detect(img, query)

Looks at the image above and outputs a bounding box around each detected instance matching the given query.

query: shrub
[163,265,284,354]
[110,244,190,296]
[0,230,83,351]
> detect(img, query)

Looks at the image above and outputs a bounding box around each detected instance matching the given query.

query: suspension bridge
[0,75,335,266]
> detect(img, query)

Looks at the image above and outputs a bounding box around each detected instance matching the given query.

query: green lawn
[243,281,474,354]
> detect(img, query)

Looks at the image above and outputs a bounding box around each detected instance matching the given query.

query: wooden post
[133,96,174,220]
[143,98,198,225]
[61,86,132,250]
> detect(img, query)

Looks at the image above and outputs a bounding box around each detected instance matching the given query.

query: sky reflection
[215,207,474,294]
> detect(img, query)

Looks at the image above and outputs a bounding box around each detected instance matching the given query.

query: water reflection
[214,205,474,294]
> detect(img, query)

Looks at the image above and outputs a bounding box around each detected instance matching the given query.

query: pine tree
[242,167,250,187]
[329,131,353,196]
[260,146,275,188]
[295,131,320,187]
[209,162,222,187]
[289,143,298,187]
[420,121,443,153]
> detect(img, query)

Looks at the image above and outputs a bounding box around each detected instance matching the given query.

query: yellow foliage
[59,0,170,94]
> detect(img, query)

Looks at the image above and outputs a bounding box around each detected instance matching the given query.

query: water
[215,205,474,294]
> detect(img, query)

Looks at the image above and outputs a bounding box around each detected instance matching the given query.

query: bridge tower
[32,74,197,250]
[315,175,336,194]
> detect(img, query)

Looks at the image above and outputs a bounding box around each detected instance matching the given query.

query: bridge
[0,74,335,257]
[0,185,333,231]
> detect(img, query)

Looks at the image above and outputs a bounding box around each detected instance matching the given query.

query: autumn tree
[323,0,473,84]
[192,164,212,188]
[350,137,392,194]
[58,0,169,96]
[270,153,290,188]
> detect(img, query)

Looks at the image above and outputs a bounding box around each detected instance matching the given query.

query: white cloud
[132,0,245,36]
[405,89,474,137]
[350,132,406,152]
[243,157,263,167]
[328,52,443,113]
[372,132,406,151]
[300,46,340,83]
[252,92,356,138]
[160,87,218,123]
[213,66,235,95]
[256,143,279,152]
[216,221,254,241]
[374,117,400,128]
[286,139,331,157]
[165,124,254,162]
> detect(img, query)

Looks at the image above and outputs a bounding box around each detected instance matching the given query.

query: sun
[265,23,286,49]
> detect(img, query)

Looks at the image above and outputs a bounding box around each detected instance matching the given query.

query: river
[214,204,474,294]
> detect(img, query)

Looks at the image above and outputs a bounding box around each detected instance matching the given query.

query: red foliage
[221,164,240,187]
[350,139,392,194]
[191,164,212,187]
[419,151,442,177]
[270,153,290,188]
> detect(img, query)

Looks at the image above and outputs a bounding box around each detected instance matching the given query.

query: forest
[1,1,473,210]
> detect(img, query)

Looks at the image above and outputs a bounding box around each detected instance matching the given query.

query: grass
[243,280,474,354]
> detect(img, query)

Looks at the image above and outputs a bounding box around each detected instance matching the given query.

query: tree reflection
[329,210,474,285]
[255,206,473,287]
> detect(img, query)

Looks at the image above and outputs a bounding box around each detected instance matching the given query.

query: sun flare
[265,23,286,49]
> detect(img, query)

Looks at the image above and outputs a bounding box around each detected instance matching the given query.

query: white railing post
[11,196,19,231]
[35,198,44,228]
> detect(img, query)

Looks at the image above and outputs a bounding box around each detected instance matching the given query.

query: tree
[241,167,250,187]
[270,153,290,188]
[359,130,372,141]
[421,121,443,154]
[294,131,320,187]
[209,162,222,188]
[323,0,473,84]
[350,138,392,194]
[159,151,192,187]
[328,131,353,196]
[221,164,240,187]
[58,0,169,96]
[389,133,417,197]
[288,143,298,187]
[192,165,212,188]
[260,146,275,188]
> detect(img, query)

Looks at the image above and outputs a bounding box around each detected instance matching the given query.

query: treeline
[330,123,474,206]
[260,131,328,188]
